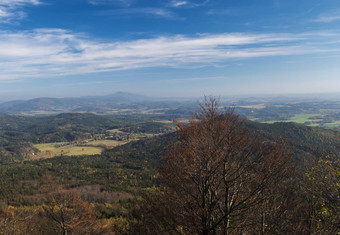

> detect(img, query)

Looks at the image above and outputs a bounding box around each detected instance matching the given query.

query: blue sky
[0,0,340,100]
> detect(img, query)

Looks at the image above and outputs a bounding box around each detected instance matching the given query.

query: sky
[0,0,340,100]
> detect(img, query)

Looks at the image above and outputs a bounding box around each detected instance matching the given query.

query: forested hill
[0,113,173,158]
[0,113,116,150]
[0,92,153,113]
[0,119,337,200]
[116,119,339,166]
[246,121,339,162]
[107,120,339,168]
[0,112,338,163]
[0,92,195,116]
[0,115,338,233]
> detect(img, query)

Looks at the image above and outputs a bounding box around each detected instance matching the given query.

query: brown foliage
[41,186,117,235]
[305,154,340,234]
[142,97,292,234]
[0,176,114,235]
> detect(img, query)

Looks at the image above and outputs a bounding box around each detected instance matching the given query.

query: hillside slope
[0,117,338,207]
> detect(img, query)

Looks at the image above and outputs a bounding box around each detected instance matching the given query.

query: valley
[33,127,172,159]
[0,92,339,130]
[0,95,339,234]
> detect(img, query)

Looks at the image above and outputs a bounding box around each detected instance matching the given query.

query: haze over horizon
[1,0,340,100]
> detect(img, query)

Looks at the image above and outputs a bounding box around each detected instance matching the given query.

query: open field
[53,146,103,156]
[322,121,340,128]
[34,144,103,159]
[33,129,162,159]
[34,142,69,151]
[286,114,324,123]
[154,120,174,124]
[260,113,340,129]
[107,129,124,133]
[85,140,128,148]
[263,114,324,124]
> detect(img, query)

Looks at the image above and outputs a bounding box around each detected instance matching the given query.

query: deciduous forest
[0,98,339,234]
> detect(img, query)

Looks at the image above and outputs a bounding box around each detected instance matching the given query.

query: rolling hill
[0,92,195,115]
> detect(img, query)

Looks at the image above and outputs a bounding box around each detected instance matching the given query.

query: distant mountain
[0,92,195,115]
[103,91,154,102]
[0,93,339,131]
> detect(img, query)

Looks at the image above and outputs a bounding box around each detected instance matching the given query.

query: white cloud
[315,12,340,23]
[100,8,178,19]
[0,0,40,5]
[0,0,41,22]
[168,0,209,8]
[0,29,337,80]
[169,0,188,7]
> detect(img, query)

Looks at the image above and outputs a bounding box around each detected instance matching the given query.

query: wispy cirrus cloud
[169,0,188,7]
[168,0,209,8]
[0,29,337,80]
[98,7,178,19]
[314,11,340,23]
[0,0,41,23]
[0,0,40,6]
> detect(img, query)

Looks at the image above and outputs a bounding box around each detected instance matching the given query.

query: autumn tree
[0,174,113,235]
[42,188,106,235]
[144,97,291,234]
[0,205,15,234]
[0,205,43,235]
[305,154,340,234]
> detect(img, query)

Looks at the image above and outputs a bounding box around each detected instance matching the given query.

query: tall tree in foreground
[143,97,291,234]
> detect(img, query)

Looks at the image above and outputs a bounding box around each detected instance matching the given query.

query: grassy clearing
[33,132,152,159]
[263,114,324,125]
[54,146,103,156]
[34,142,68,151]
[34,144,103,159]
[85,140,127,148]
[154,120,174,124]
[107,129,124,134]
[287,114,324,123]
[323,121,340,128]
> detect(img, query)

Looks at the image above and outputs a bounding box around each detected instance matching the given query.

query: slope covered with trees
[0,113,173,161]
[0,105,338,234]
[140,98,339,234]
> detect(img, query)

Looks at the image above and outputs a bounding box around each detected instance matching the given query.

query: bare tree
[145,97,291,234]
